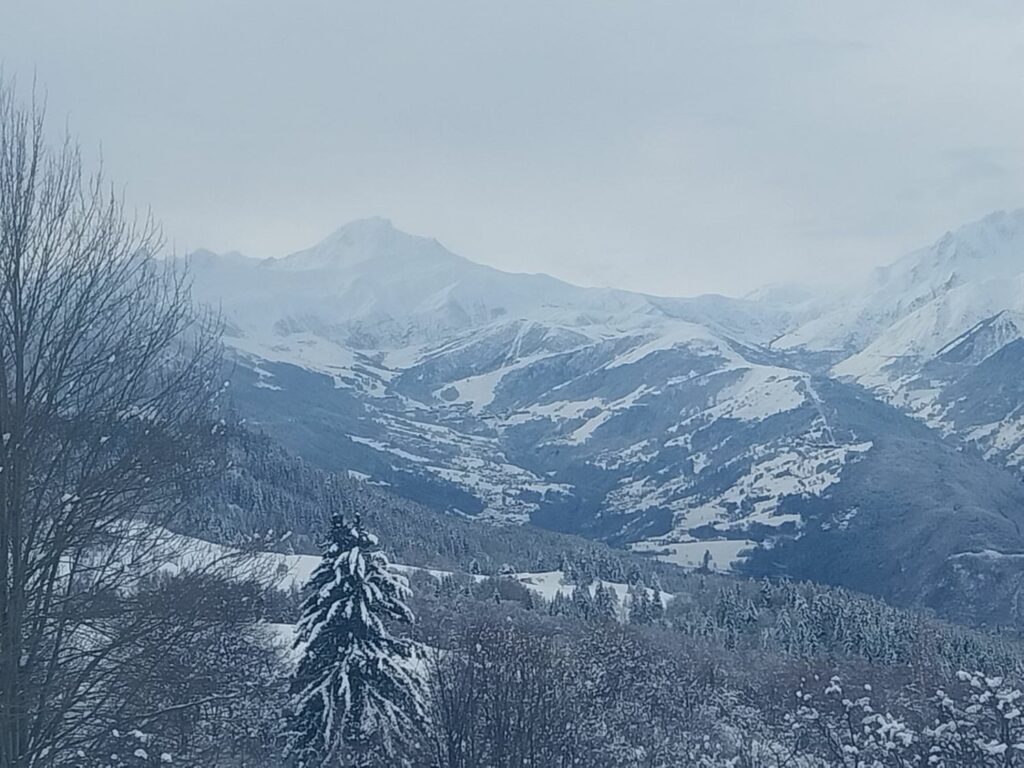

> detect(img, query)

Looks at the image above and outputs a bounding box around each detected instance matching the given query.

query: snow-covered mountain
[193,217,792,353]
[188,216,1024,614]
[776,210,1024,354]
[779,210,1024,475]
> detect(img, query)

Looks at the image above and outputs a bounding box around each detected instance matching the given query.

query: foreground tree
[76,572,289,768]
[285,514,424,767]
[424,621,587,768]
[0,81,224,766]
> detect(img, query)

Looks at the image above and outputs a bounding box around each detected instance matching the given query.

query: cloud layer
[3,1,1024,296]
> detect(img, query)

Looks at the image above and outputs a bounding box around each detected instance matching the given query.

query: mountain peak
[327,216,397,240]
[930,208,1024,269]
[861,208,1024,293]
[965,207,1024,234]
[274,217,465,272]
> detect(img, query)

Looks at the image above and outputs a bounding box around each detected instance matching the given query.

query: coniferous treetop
[287,513,423,767]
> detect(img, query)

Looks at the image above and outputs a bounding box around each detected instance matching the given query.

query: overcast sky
[2,2,1023,297]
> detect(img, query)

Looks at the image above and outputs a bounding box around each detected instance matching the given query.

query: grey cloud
[2,0,1023,296]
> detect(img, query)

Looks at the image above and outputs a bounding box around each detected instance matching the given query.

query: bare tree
[423,622,587,768]
[0,80,225,767]
[93,572,290,768]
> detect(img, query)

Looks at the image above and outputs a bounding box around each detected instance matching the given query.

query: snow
[511,569,673,609]
[348,435,432,465]
[253,365,284,391]
[168,533,675,629]
[713,442,873,513]
[605,322,732,369]
[388,562,482,584]
[562,386,655,445]
[188,217,884,538]
[446,368,506,412]
[610,438,872,562]
[765,209,1024,482]
[833,276,1024,387]
[352,409,573,522]
[381,344,428,370]
[934,309,1024,361]
[190,218,664,367]
[442,353,548,413]
[512,398,604,424]
[263,621,299,650]
[948,549,1024,563]
[778,209,1024,356]
[630,539,756,571]
[776,209,1024,395]
[186,217,791,418]
[981,416,1024,467]
[592,439,658,471]
[706,366,808,423]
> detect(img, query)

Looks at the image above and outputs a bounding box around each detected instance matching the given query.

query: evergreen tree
[593,583,620,622]
[549,591,572,617]
[285,514,424,767]
[648,589,665,624]
[742,598,760,626]
[699,549,714,574]
[574,553,595,585]
[571,583,595,620]
[523,589,537,611]
[628,583,652,626]
[559,551,577,584]
[626,562,645,586]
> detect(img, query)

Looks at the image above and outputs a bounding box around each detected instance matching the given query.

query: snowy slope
[832,276,1024,388]
[169,532,673,631]
[776,210,1024,354]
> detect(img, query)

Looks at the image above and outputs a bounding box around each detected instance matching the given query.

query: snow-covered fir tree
[571,581,595,619]
[628,583,653,625]
[594,583,620,621]
[285,514,425,767]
